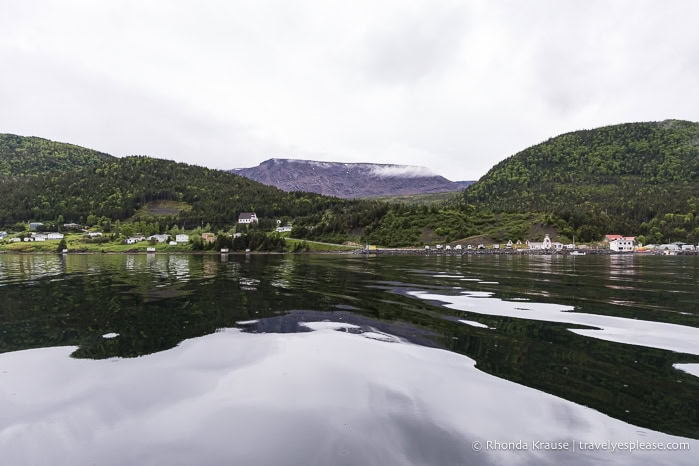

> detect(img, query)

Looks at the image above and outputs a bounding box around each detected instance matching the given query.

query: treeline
[464,120,699,243]
[0,133,113,180]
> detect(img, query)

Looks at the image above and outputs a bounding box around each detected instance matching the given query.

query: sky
[1,0,698,181]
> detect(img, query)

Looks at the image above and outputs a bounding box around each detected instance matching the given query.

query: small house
[275,226,292,233]
[0,231,7,239]
[175,234,189,243]
[238,212,258,224]
[29,222,44,231]
[46,232,64,240]
[201,233,216,243]
[147,234,169,243]
[88,231,103,237]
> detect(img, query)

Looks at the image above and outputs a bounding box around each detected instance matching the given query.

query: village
[1,214,698,255]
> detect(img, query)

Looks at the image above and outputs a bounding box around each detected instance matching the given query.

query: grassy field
[285,238,361,252]
[131,200,192,220]
[0,233,362,253]
[0,233,194,253]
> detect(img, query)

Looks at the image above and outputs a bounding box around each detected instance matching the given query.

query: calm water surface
[1,253,698,465]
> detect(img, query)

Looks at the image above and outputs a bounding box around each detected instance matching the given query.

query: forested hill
[464,120,699,242]
[0,156,387,233]
[0,133,114,179]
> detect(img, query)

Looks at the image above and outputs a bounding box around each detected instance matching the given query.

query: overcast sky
[1,0,698,180]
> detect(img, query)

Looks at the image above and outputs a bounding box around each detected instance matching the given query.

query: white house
[29,222,44,231]
[238,212,258,224]
[609,236,635,252]
[0,231,7,239]
[147,234,169,243]
[88,231,103,237]
[506,240,513,249]
[527,234,553,250]
[32,233,47,242]
[275,226,292,233]
[175,234,189,243]
[125,238,138,245]
[46,232,64,240]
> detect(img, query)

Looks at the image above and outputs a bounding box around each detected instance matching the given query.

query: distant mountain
[464,120,699,242]
[454,180,476,189]
[0,133,114,179]
[232,159,466,198]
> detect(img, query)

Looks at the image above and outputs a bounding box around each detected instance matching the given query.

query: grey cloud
[0,50,285,169]
[361,4,470,86]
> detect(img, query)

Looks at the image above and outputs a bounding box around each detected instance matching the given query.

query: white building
[147,234,169,243]
[275,226,292,233]
[238,212,258,224]
[46,232,64,240]
[175,234,189,243]
[609,236,635,252]
[88,231,103,237]
[527,234,553,250]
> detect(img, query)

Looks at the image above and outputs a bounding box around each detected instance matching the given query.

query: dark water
[1,253,698,465]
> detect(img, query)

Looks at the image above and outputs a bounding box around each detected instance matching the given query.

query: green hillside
[464,120,699,243]
[0,154,389,238]
[0,133,114,178]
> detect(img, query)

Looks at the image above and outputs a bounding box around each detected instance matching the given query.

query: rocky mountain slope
[233,159,468,198]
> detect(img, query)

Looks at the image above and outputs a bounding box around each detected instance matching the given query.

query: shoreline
[1,248,697,256]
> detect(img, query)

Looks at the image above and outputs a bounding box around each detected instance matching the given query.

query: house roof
[608,235,635,241]
[238,212,257,220]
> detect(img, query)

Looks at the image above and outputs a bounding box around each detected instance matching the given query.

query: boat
[570,235,586,255]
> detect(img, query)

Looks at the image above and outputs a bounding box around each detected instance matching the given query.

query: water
[1,253,698,465]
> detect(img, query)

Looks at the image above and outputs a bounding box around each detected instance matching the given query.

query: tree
[56,238,67,252]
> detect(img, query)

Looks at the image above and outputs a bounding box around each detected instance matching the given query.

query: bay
[0,253,698,465]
